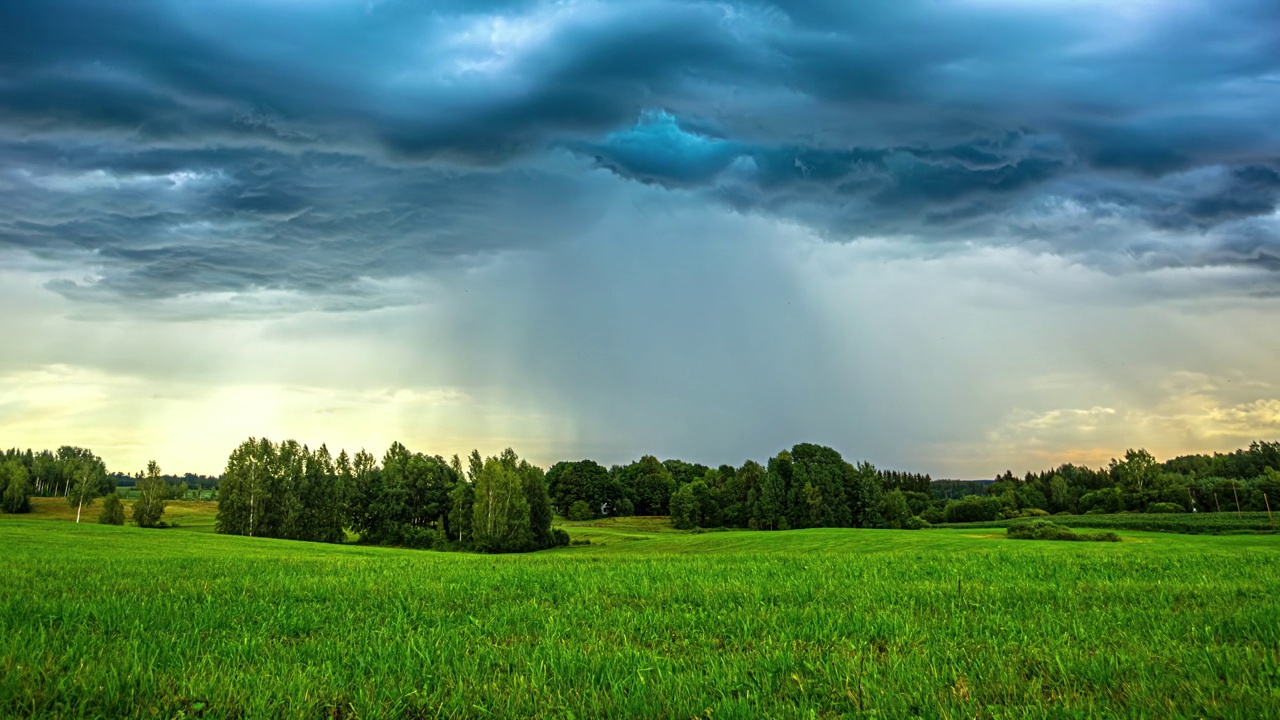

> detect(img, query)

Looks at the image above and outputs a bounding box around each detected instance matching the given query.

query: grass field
[2,517,1278,719]
[22,497,220,532]
[938,511,1277,535]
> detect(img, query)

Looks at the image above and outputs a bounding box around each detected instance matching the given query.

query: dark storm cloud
[1,0,1279,303]
[0,141,602,302]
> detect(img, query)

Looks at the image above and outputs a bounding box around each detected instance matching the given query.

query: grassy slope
[21,497,220,532]
[2,520,1278,719]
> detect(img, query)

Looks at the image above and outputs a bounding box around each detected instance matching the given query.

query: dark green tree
[754,453,790,530]
[880,489,911,529]
[1,460,32,514]
[98,492,125,525]
[519,458,555,549]
[622,455,677,515]
[669,483,699,529]
[844,461,884,528]
[546,460,614,517]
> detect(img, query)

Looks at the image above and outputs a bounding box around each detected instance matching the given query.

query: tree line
[215,439,567,553]
[936,442,1280,523]
[0,447,170,527]
[546,443,929,531]
[8,439,1279,539]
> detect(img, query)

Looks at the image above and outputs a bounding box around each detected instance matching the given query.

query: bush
[1146,502,1184,514]
[1007,519,1120,542]
[98,493,125,525]
[615,498,635,517]
[552,529,571,547]
[920,506,945,525]
[567,500,595,521]
[904,515,930,530]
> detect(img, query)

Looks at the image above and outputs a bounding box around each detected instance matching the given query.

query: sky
[1,0,1279,478]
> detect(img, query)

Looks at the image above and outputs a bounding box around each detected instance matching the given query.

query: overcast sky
[2,0,1279,477]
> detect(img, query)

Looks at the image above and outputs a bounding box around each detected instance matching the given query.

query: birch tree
[133,460,168,528]
[67,459,104,523]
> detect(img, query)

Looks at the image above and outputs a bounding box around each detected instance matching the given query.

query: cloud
[0,0,1277,309]
[3,0,1280,476]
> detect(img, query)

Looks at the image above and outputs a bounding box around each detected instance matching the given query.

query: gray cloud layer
[1,0,1278,304]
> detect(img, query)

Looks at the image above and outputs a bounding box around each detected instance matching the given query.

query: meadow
[937,511,1276,535]
[1,515,1278,719]
[20,497,220,532]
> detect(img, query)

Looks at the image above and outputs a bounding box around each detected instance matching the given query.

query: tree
[1,460,32,514]
[880,489,911,529]
[472,453,532,553]
[449,477,475,544]
[754,454,789,530]
[669,484,699,529]
[98,492,125,525]
[66,457,106,523]
[567,500,594,521]
[1113,448,1158,495]
[546,460,614,517]
[688,479,719,527]
[1048,474,1073,513]
[519,459,555,550]
[789,444,852,528]
[133,460,168,528]
[620,456,676,515]
[56,447,111,498]
[842,461,885,528]
[218,438,271,536]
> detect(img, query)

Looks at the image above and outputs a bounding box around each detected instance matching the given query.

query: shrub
[552,529,571,547]
[920,506,945,525]
[615,498,635,517]
[904,516,930,530]
[1007,519,1120,542]
[1146,502,1183,514]
[1020,508,1051,518]
[567,500,595,521]
[98,493,125,525]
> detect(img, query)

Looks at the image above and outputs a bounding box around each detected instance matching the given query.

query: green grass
[939,511,1276,535]
[1,519,1278,719]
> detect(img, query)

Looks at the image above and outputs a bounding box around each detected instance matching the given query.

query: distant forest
[3,440,1278,551]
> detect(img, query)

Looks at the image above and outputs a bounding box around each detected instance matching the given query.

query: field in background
[22,497,220,532]
[2,519,1278,718]
[937,511,1276,535]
